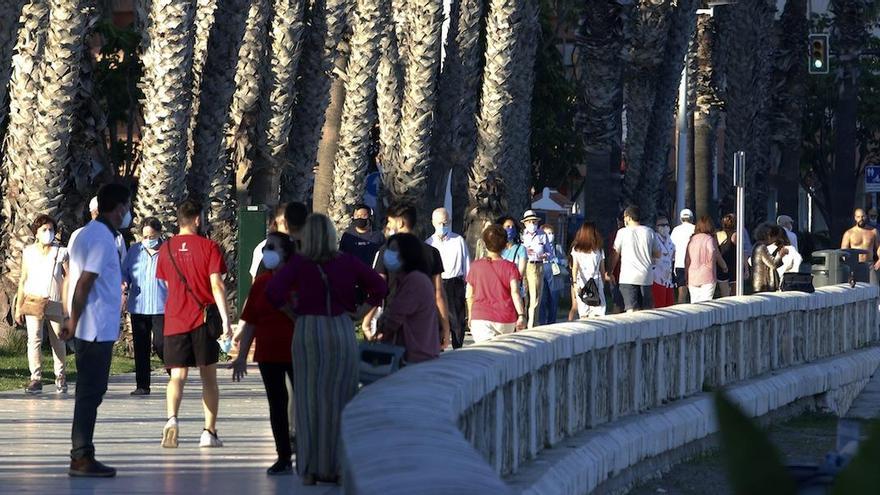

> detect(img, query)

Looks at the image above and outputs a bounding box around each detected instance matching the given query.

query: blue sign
[363,172,381,211]
[866,165,880,193]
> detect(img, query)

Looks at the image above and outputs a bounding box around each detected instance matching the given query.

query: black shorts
[164,324,220,368]
[674,268,687,288]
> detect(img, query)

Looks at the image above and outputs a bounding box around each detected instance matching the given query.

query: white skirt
[688,283,716,303]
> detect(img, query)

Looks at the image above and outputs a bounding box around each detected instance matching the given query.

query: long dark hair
[387,233,428,275]
[257,231,295,277]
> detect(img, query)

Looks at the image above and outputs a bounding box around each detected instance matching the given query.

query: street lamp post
[734,151,746,296]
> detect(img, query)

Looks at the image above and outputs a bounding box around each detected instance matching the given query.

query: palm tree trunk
[249,0,307,205]
[312,42,349,214]
[281,0,350,204]
[190,0,250,206]
[383,0,443,219]
[693,12,721,220]
[716,0,776,228]
[375,3,403,178]
[0,0,27,140]
[640,0,696,223]
[504,0,539,217]
[0,0,47,325]
[327,0,382,231]
[431,0,485,233]
[224,0,271,207]
[622,0,672,212]
[827,0,869,242]
[768,0,808,224]
[577,0,626,239]
[136,0,197,228]
[466,0,520,248]
[185,0,219,189]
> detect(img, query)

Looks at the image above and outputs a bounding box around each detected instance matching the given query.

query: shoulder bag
[577,254,603,307]
[167,239,224,339]
[780,272,815,293]
[20,247,64,321]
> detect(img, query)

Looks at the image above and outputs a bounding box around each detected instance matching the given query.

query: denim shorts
[619,284,654,311]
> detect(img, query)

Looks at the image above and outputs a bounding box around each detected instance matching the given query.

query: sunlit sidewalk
[0,365,339,495]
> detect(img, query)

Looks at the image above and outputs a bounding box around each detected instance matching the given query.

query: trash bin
[811,250,852,288]
[840,248,870,283]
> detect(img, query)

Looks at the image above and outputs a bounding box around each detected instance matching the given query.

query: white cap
[89,196,99,213]
[679,208,694,219]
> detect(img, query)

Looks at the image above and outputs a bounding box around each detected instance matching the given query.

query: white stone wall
[340,284,879,495]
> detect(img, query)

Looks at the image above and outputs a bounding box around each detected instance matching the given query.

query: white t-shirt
[249,239,267,280]
[22,244,67,301]
[67,220,123,342]
[571,250,604,287]
[670,222,695,268]
[613,225,658,286]
[785,229,798,251]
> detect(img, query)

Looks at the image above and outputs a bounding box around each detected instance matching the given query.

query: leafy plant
[715,391,880,494]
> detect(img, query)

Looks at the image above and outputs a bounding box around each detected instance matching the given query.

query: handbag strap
[315,263,333,317]
[166,238,208,311]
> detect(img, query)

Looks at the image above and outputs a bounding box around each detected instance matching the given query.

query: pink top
[266,252,387,315]
[382,271,440,364]
[686,233,719,287]
[466,258,521,324]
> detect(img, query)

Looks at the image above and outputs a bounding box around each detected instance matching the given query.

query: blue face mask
[505,227,516,242]
[383,249,403,272]
[436,224,450,237]
[143,238,159,250]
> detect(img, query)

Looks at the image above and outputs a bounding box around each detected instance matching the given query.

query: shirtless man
[841,208,880,269]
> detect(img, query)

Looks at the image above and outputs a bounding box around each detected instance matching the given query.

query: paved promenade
[0,365,340,495]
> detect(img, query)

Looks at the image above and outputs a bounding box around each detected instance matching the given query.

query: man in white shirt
[60,184,132,478]
[670,208,696,303]
[425,208,471,348]
[609,206,660,312]
[776,215,799,251]
[520,210,553,328]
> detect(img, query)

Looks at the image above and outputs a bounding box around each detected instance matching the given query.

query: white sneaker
[162,417,179,448]
[199,429,223,448]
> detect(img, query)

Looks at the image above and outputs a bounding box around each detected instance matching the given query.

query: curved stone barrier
[340,284,879,494]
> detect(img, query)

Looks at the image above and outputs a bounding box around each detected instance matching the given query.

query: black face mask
[353,218,369,230]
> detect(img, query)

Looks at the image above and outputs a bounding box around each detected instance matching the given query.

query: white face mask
[38,229,55,246]
[383,249,402,272]
[525,223,538,234]
[262,249,282,270]
[545,232,554,244]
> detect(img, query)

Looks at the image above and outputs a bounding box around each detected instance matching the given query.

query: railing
[340,284,879,495]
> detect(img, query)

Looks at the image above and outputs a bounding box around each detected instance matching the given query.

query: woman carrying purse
[15,214,69,395]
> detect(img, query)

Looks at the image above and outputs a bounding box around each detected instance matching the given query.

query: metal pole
[675,64,688,217]
[734,151,746,297]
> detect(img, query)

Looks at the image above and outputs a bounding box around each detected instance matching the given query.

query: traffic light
[808,33,829,74]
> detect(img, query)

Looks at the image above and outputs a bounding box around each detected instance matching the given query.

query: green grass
[0,344,159,393]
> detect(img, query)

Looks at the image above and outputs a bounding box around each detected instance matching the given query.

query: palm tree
[185,0,219,184]
[467,0,519,247]
[383,0,443,214]
[715,0,775,227]
[282,0,350,204]
[826,0,871,241]
[0,0,27,138]
[0,0,48,322]
[504,0,539,217]
[327,0,383,230]
[639,0,696,222]
[768,0,808,222]
[312,42,349,214]
[430,0,485,233]
[249,0,307,205]
[189,0,251,204]
[621,0,673,212]
[576,0,626,238]
[136,0,197,228]
[223,0,270,207]
[375,2,403,180]
[692,7,722,219]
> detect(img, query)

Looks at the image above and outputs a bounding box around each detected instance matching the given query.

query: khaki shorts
[470,320,515,344]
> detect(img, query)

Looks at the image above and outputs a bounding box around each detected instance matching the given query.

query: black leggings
[259,362,294,461]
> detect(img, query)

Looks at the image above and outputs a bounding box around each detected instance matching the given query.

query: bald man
[425,208,471,348]
[841,208,880,269]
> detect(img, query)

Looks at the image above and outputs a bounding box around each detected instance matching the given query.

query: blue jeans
[539,269,561,325]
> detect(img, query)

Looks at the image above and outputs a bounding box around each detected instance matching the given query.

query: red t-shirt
[466,258,521,324]
[156,235,227,335]
[241,273,293,363]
